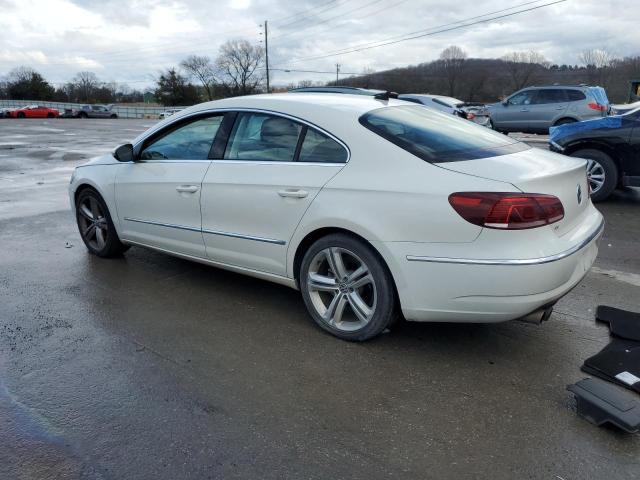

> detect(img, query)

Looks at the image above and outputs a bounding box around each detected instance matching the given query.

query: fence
[0,99,184,119]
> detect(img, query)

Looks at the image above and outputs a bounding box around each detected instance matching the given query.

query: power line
[275,0,567,66]
[271,0,387,40]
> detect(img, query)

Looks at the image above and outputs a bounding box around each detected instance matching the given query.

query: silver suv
[488,85,609,134]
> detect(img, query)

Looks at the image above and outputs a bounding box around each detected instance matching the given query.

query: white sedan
[69,93,603,341]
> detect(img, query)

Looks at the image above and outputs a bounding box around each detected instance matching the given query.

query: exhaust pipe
[519,305,554,325]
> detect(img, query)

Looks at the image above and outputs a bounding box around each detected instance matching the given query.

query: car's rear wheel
[110,114,118,119]
[299,234,396,341]
[569,149,618,202]
[75,189,129,257]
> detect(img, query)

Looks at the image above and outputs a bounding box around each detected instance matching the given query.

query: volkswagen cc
[69,93,603,341]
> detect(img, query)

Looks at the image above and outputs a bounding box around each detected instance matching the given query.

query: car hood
[549,116,623,145]
[78,153,119,168]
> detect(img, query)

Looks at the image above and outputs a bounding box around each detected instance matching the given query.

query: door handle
[176,185,199,193]
[278,189,308,198]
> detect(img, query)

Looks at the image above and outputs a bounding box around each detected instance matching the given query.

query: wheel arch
[291,226,402,312]
[553,116,580,126]
[564,140,621,168]
[71,178,122,237]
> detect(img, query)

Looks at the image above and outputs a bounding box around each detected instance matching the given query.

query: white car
[159,108,183,119]
[398,94,491,127]
[69,93,603,341]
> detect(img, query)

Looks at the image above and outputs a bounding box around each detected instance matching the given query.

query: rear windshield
[359,105,529,163]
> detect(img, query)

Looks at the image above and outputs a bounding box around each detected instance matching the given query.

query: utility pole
[264,20,270,93]
[336,63,340,84]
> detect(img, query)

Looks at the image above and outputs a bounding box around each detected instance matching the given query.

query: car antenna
[374,91,399,100]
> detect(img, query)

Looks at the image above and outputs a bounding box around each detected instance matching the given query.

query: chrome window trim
[133,107,351,164]
[406,219,604,266]
[123,217,286,245]
[209,159,344,167]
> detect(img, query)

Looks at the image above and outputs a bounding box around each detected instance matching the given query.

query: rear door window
[359,105,529,163]
[532,89,567,104]
[224,112,302,162]
[298,128,348,163]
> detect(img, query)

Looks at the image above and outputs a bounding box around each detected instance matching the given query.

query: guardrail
[0,100,186,119]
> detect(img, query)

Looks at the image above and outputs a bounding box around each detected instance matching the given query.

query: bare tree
[215,39,265,95]
[502,51,549,91]
[580,49,614,86]
[72,71,100,102]
[438,45,467,97]
[180,55,218,100]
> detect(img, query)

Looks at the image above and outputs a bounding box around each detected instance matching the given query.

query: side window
[140,115,223,160]
[508,91,534,106]
[224,112,302,161]
[532,89,567,104]
[298,128,348,163]
[566,90,586,102]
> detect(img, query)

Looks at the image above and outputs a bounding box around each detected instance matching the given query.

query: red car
[5,105,60,118]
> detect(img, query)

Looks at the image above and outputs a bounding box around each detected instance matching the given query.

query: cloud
[0,0,637,88]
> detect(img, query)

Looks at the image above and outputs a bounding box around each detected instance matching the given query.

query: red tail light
[466,112,476,120]
[587,102,607,111]
[448,192,564,230]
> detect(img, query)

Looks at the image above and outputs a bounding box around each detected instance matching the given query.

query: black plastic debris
[596,305,640,341]
[567,378,640,433]
[582,339,640,394]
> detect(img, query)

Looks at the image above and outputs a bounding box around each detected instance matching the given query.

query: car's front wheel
[300,234,396,341]
[570,149,618,202]
[75,188,129,257]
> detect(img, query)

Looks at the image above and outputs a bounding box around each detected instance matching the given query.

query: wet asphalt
[1,119,639,479]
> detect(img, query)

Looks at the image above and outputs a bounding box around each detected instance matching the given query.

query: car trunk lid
[437,148,589,236]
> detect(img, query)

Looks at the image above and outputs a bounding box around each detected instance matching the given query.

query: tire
[79,112,88,119]
[75,188,129,257]
[110,114,118,119]
[47,112,54,118]
[299,233,396,341]
[554,118,577,126]
[489,119,508,135]
[17,112,25,118]
[570,149,618,202]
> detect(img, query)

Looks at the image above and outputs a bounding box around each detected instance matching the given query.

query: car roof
[136,93,409,145]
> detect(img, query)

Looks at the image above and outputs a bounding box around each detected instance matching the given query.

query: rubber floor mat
[596,305,640,341]
[582,339,640,394]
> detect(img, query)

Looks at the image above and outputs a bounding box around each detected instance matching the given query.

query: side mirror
[114,143,134,162]
[501,100,509,106]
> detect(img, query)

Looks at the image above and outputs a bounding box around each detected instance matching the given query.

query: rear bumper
[376,212,604,323]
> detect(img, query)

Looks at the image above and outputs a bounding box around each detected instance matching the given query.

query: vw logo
[577,183,582,204]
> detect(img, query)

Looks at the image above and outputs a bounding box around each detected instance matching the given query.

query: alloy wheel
[306,247,377,332]
[586,158,605,195]
[77,196,109,251]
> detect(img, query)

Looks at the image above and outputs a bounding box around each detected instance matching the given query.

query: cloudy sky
[0,0,637,89]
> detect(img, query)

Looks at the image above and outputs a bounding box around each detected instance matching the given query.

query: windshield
[359,105,529,162]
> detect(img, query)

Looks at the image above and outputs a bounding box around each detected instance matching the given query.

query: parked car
[0,107,16,118]
[5,105,60,118]
[159,108,183,119]
[609,101,640,115]
[549,107,640,201]
[69,104,118,119]
[69,93,602,341]
[488,85,609,134]
[398,94,491,126]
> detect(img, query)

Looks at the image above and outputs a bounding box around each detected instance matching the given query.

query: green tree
[6,66,54,100]
[155,68,199,106]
